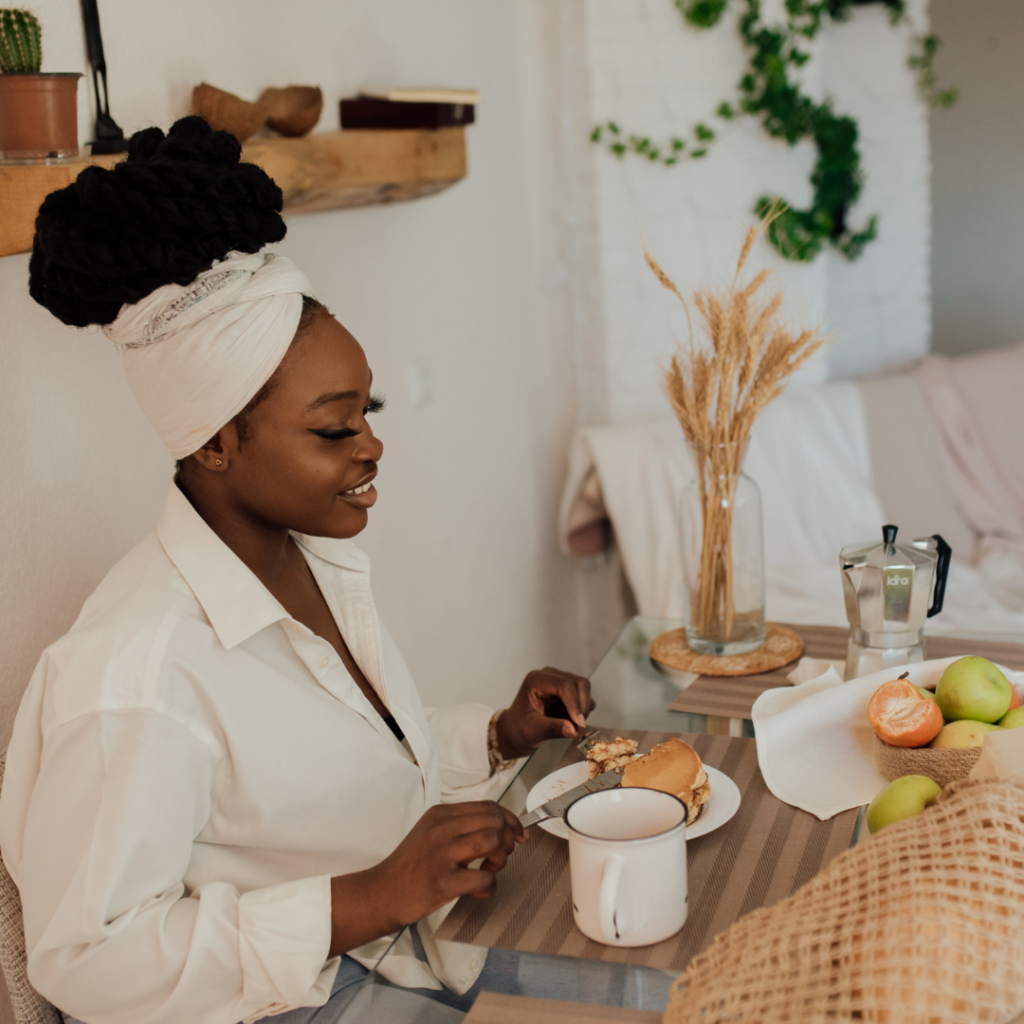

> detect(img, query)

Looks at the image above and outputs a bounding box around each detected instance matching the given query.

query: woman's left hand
[495,667,596,759]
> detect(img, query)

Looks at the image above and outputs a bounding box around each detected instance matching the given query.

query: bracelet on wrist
[487,709,519,775]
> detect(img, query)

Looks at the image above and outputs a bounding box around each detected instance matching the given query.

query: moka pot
[840,524,952,680]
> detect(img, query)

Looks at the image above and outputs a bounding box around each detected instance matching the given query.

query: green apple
[866,775,942,835]
[998,707,1024,729]
[929,719,1002,749]
[914,684,936,701]
[934,657,1012,724]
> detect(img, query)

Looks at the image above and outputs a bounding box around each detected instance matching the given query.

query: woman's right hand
[328,801,526,957]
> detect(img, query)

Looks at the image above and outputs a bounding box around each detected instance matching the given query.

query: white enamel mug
[565,787,688,947]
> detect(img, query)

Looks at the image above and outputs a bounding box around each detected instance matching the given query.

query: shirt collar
[157,482,289,649]
[292,532,370,574]
[156,482,372,649]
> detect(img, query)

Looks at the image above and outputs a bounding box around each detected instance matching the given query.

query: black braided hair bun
[29,116,287,328]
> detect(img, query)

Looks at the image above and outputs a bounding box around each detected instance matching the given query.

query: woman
[0,117,593,1024]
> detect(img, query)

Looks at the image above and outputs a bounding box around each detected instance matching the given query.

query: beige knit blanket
[916,352,1024,611]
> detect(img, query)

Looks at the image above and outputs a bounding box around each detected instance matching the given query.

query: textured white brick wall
[822,1,932,377]
[582,0,931,419]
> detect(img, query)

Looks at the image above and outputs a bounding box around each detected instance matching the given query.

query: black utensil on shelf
[80,0,128,155]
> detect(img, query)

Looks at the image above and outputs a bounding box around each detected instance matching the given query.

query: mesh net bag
[664,777,1024,1024]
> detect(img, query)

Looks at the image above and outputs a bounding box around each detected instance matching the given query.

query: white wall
[821,1,933,378]
[930,0,1024,356]
[0,1,584,766]
[580,0,931,419]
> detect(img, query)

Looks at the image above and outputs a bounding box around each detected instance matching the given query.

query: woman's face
[218,314,384,539]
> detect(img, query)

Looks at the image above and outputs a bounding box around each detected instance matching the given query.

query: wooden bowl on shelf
[258,86,323,137]
[191,83,266,142]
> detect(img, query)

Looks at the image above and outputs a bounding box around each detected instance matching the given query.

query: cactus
[0,9,42,74]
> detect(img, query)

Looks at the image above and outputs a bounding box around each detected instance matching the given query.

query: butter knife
[519,768,623,829]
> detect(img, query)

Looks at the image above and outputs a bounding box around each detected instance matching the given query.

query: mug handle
[599,855,625,943]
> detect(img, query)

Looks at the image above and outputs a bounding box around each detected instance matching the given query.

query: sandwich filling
[586,737,639,778]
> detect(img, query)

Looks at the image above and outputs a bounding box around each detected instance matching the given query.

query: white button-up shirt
[0,483,504,1024]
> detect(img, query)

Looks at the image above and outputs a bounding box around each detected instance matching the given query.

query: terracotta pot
[0,73,82,162]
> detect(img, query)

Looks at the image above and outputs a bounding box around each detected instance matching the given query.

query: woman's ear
[190,430,230,472]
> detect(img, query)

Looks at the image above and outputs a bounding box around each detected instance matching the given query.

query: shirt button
[319,656,330,669]
[469,959,480,971]
[458,976,469,987]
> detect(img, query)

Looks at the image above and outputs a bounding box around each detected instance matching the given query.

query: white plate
[525,761,741,841]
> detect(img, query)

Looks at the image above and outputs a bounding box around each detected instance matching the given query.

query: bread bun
[622,738,710,824]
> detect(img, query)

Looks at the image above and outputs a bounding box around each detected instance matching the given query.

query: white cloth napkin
[752,656,1024,820]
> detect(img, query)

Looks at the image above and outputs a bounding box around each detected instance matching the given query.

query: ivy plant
[591,0,956,262]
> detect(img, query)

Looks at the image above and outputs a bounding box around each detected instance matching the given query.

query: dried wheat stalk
[649,223,825,643]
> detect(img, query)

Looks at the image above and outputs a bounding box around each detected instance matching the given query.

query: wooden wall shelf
[0,127,467,257]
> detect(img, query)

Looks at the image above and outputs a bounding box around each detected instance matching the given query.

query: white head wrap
[102,250,315,459]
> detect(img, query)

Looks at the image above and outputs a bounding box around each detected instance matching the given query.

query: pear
[935,657,1012,724]
[866,775,941,835]
[997,707,1024,729]
[929,719,1001,749]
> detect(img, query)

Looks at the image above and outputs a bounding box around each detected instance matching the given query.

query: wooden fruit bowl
[874,733,981,787]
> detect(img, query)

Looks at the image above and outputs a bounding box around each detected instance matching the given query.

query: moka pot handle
[927,535,952,618]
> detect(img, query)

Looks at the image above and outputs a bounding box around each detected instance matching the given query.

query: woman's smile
[339,480,377,508]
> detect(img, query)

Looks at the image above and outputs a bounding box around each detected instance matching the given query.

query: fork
[574,728,607,754]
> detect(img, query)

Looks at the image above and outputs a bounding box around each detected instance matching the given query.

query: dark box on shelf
[340,97,475,130]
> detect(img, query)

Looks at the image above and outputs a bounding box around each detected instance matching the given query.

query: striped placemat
[666,625,1024,720]
[435,730,858,971]
[466,992,661,1023]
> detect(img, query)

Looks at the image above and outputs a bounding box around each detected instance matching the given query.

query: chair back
[0,752,61,1024]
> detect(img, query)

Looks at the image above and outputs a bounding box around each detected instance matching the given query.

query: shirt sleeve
[425,703,524,803]
[14,709,335,1024]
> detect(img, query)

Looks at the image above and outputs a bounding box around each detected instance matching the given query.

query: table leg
[705,715,747,737]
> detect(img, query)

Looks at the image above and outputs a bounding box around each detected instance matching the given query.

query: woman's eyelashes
[310,427,358,440]
[309,394,386,440]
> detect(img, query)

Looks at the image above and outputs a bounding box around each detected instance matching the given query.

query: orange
[1011,686,1021,711]
[868,679,944,748]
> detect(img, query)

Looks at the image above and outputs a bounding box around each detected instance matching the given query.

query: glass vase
[680,442,766,656]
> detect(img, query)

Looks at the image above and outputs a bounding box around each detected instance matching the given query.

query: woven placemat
[435,730,858,971]
[667,625,1024,720]
[651,623,804,677]
[466,992,661,1024]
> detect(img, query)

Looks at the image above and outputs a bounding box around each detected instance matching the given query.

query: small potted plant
[0,9,82,162]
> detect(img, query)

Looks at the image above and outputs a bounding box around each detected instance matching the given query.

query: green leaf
[908,34,958,109]
[835,215,878,260]
[584,0,936,264]
[756,199,824,262]
[678,0,730,29]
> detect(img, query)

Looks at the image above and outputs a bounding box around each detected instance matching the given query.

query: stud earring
[215,459,223,466]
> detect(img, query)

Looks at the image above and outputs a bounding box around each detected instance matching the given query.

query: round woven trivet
[874,733,981,787]
[650,623,804,677]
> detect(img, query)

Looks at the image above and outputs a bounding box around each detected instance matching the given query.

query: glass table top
[326,617,1024,1021]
